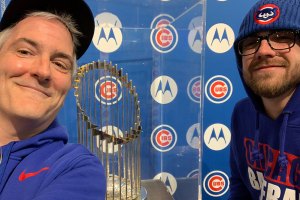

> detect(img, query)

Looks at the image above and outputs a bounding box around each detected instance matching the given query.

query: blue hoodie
[230,86,300,199]
[229,0,300,199]
[0,120,106,200]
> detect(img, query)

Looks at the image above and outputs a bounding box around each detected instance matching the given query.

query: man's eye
[53,61,71,72]
[54,62,66,69]
[17,49,32,55]
[273,35,293,43]
[243,38,259,49]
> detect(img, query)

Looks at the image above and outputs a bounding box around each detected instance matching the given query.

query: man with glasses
[230,0,300,199]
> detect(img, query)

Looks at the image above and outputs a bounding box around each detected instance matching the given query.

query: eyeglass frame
[237,30,300,56]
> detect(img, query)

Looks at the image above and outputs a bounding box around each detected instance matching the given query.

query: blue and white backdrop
[0,0,259,199]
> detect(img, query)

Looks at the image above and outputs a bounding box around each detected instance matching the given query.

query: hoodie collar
[0,119,68,192]
[7,119,68,159]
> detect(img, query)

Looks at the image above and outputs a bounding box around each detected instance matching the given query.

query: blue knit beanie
[236,0,300,42]
[234,0,300,68]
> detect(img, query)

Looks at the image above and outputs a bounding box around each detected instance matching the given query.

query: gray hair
[0,11,82,76]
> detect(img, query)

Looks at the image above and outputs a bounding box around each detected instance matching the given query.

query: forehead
[249,29,294,37]
[15,15,67,31]
[10,16,73,48]
[253,31,270,36]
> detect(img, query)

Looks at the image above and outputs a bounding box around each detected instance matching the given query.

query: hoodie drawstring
[277,111,291,170]
[251,112,263,162]
[251,111,291,171]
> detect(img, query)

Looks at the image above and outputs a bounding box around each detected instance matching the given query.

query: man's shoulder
[231,97,257,123]
[61,143,94,155]
[235,97,252,108]
[47,143,100,165]
[233,97,255,113]
[33,141,103,174]
[42,143,105,185]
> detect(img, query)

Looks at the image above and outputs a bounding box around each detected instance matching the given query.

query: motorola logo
[206,23,235,53]
[153,172,177,195]
[204,123,231,151]
[93,12,123,53]
[188,16,204,54]
[150,75,178,104]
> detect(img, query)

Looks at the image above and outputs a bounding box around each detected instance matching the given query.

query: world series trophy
[74,61,142,199]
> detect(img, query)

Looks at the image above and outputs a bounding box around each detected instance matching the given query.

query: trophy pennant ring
[74,61,142,200]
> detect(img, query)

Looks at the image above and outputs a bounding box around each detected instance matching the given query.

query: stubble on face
[242,60,300,98]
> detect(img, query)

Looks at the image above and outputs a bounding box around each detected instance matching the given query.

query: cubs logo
[187,76,201,103]
[151,125,177,152]
[205,75,232,104]
[203,170,229,197]
[95,76,122,105]
[150,14,178,53]
[255,4,280,25]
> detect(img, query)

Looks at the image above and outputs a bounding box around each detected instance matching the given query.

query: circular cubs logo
[205,75,232,104]
[203,170,229,197]
[150,14,178,53]
[255,4,280,25]
[95,76,122,105]
[151,125,177,152]
[187,76,201,103]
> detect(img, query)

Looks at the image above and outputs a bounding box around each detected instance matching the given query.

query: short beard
[243,65,300,98]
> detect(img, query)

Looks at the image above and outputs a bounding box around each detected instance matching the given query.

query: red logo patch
[19,167,49,181]
[254,4,280,25]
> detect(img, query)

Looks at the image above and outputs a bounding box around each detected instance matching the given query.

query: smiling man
[0,0,105,199]
[229,0,300,199]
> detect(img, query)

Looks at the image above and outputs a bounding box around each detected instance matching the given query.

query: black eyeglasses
[237,30,299,56]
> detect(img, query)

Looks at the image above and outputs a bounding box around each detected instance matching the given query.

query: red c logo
[100,81,117,100]
[156,130,172,147]
[210,81,227,98]
[209,176,225,192]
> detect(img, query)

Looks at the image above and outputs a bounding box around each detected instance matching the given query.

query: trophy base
[106,175,139,200]
[105,177,173,200]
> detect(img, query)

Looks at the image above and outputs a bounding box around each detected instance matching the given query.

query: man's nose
[30,56,51,82]
[254,39,277,57]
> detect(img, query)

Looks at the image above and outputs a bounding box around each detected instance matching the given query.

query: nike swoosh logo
[19,167,50,182]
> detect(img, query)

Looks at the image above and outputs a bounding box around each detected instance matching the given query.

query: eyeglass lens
[238,31,296,56]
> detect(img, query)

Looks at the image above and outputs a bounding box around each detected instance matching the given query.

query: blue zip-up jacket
[0,119,106,200]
